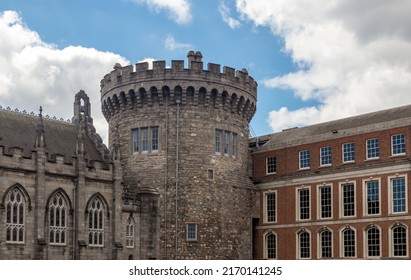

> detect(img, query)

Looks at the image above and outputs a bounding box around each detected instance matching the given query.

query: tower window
[132,126,160,154]
[207,169,214,180]
[215,129,237,158]
[186,224,198,241]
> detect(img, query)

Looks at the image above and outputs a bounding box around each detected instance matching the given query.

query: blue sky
[1,0,411,142]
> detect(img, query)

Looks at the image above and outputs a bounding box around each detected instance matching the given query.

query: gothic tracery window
[88,196,104,246]
[126,216,135,248]
[5,188,26,243]
[49,193,67,245]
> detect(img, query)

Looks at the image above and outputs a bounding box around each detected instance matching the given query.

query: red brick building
[251,105,411,259]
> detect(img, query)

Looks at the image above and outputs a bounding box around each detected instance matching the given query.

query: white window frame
[317,184,333,220]
[340,226,356,258]
[389,223,408,258]
[264,191,277,223]
[318,228,333,259]
[264,231,277,259]
[342,142,355,163]
[320,146,332,166]
[363,178,381,217]
[339,181,356,218]
[391,133,406,156]
[388,175,408,215]
[299,150,310,170]
[266,156,276,175]
[296,229,311,259]
[366,138,379,160]
[364,225,381,259]
[296,187,310,221]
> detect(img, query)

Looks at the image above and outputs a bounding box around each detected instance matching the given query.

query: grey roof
[255,104,411,151]
[0,109,104,163]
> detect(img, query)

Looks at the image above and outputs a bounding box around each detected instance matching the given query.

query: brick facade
[251,107,411,259]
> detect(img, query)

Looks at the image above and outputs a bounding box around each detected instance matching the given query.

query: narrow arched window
[392,225,407,257]
[126,217,135,248]
[342,228,356,258]
[319,229,332,258]
[88,197,104,246]
[265,233,276,259]
[5,188,25,243]
[49,193,67,245]
[298,231,310,259]
[366,227,380,258]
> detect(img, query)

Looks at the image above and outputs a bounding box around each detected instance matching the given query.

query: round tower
[101,51,257,259]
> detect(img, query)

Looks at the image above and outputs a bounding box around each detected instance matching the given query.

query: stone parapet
[100,51,257,122]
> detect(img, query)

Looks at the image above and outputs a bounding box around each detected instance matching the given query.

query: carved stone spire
[75,114,86,157]
[35,106,46,148]
[72,90,93,126]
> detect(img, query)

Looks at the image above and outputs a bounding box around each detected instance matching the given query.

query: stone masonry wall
[103,52,258,259]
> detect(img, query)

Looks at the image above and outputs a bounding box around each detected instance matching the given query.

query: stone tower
[100,51,257,259]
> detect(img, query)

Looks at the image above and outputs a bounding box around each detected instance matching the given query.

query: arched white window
[126,216,135,248]
[297,230,311,259]
[341,227,356,258]
[265,232,277,259]
[88,196,104,246]
[5,188,26,243]
[319,228,332,258]
[392,225,407,257]
[49,193,67,245]
[365,226,380,258]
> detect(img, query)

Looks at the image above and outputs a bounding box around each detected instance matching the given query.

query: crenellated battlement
[100,51,257,122]
[0,145,113,180]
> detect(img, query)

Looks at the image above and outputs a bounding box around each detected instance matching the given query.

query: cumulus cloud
[0,11,129,142]
[132,0,192,25]
[165,34,192,51]
[137,57,157,69]
[218,1,241,29]
[236,0,411,132]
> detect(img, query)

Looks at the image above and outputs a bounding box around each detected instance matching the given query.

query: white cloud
[236,0,411,132]
[165,34,192,51]
[132,0,192,25]
[137,57,156,69]
[0,11,129,142]
[218,1,241,29]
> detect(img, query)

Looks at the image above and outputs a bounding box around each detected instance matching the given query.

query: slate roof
[0,109,104,163]
[254,104,411,151]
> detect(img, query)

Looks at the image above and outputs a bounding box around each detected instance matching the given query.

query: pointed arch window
[5,188,26,243]
[88,196,104,246]
[49,193,67,245]
[126,216,135,248]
